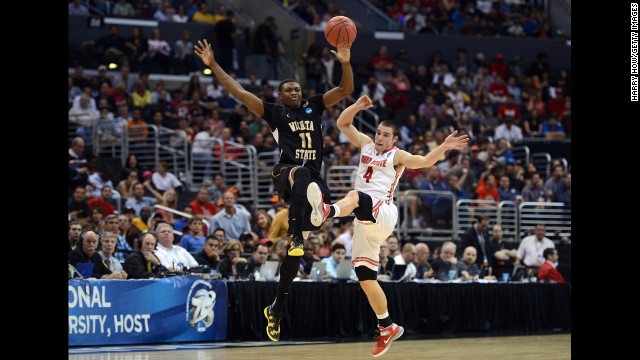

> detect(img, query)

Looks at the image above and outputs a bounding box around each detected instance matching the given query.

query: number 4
[363,166,373,183]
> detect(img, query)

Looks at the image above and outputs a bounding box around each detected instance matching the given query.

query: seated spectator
[322,243,355,279]
[102,214,134,261]
[69,230,127,279]
[118,214,141,251]
[99,231,124,272]
[487,224,517,278]
[552,172,571,207]
[69,186,90,221]
[123,232,168,279]
[414,243,434,279]
[217,240,248,278]
[87,185,116,216]
[457,246,483,281]
[68,221,83,253]
[154,222,199,271]
[431,241,458,281]
[540,115,566,140]
[268,238,290,264]
[151,161,183,192]
[393,243,418,280]
[189,186,219,219]
[377,240,395,280]
[537,248,566,284]
[249,242,270,265]
[179,215,207,254]
[195,235,223,270]
[80,206,104,232]
[252,209,272,240]
[125,183,158,217]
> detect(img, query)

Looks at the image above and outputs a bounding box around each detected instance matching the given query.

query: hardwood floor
[69,334,571,360]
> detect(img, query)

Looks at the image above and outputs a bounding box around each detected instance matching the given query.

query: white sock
[333,204,341,217]
[376,311,389,320]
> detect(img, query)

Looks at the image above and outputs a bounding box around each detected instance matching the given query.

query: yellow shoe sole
[264,306,280,342]
[287,247,304,256]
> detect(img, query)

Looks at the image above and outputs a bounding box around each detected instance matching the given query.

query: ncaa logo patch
[305,107,312,114]
[186,280,217,332]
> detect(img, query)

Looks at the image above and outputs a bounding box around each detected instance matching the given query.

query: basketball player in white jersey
[307,95,468,357]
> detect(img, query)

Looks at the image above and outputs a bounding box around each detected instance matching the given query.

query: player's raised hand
[442,130,470,150]
[331,42,351,64]
[355,95,373,110]
[194,39,215,67]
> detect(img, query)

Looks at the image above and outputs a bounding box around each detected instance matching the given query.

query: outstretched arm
[396,131,469,169]
[323,43,354,106]
[336,95,374,149]
[194,39,265,117]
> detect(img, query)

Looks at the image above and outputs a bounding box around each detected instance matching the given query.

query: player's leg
[308,188,376,226]
[287,166,311,255]
[265,164,301,341]
[352,205,403,357]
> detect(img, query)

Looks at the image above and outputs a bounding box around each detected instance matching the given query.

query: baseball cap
[143,170,153,178]
[259,239,273,247]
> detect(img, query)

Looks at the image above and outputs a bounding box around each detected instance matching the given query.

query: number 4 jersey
[355,143,404,205]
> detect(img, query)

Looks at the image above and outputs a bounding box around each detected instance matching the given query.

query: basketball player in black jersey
[194,38,353,341]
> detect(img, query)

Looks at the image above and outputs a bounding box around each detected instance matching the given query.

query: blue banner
[69,276,228,346]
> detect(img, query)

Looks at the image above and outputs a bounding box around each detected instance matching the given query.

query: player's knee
[293,166,310,182]
[355,265,377,282]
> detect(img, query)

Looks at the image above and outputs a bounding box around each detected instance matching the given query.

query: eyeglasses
[228,249,240,253]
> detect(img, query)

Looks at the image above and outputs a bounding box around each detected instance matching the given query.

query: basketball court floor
[69,333,571,360]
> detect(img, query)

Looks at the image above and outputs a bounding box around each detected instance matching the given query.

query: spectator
[414,243,434,279]
[195,235,222,270]
[486,223,517,278]
[69,186,90,221]
[189,186,219,219]
[69,230,127,279]
[123,232,168,279]
[494,116,523,143]
[537,248,566,284]
[154,222,199,271]
[125,183,158,217]
[179,215,207,254]
[99,231,124,271]
[217,240,248,278]
[209,191,252,242]
[102,214,134,261]
[322,243,355,279]
[87,185,116,216]
[515,223,555,269]
[431,241,458,281]
[151,161,183,192]
[68,221,83,253]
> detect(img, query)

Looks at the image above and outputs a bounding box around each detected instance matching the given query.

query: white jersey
[355,143,404,205]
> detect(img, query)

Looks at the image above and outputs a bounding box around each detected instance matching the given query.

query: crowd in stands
[69,0,569,281]
[69,209,565,284]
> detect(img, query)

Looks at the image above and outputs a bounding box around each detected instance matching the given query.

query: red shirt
[87,198,115,216]
[189,199,219,217]
[538,261,566,284]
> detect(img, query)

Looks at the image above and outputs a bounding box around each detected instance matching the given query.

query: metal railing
[531,152,552,178]
[326,165,358,201]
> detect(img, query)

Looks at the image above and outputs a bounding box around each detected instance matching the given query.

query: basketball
[324,16,357,47]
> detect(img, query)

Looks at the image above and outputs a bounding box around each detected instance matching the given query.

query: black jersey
[262,94,326,175]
